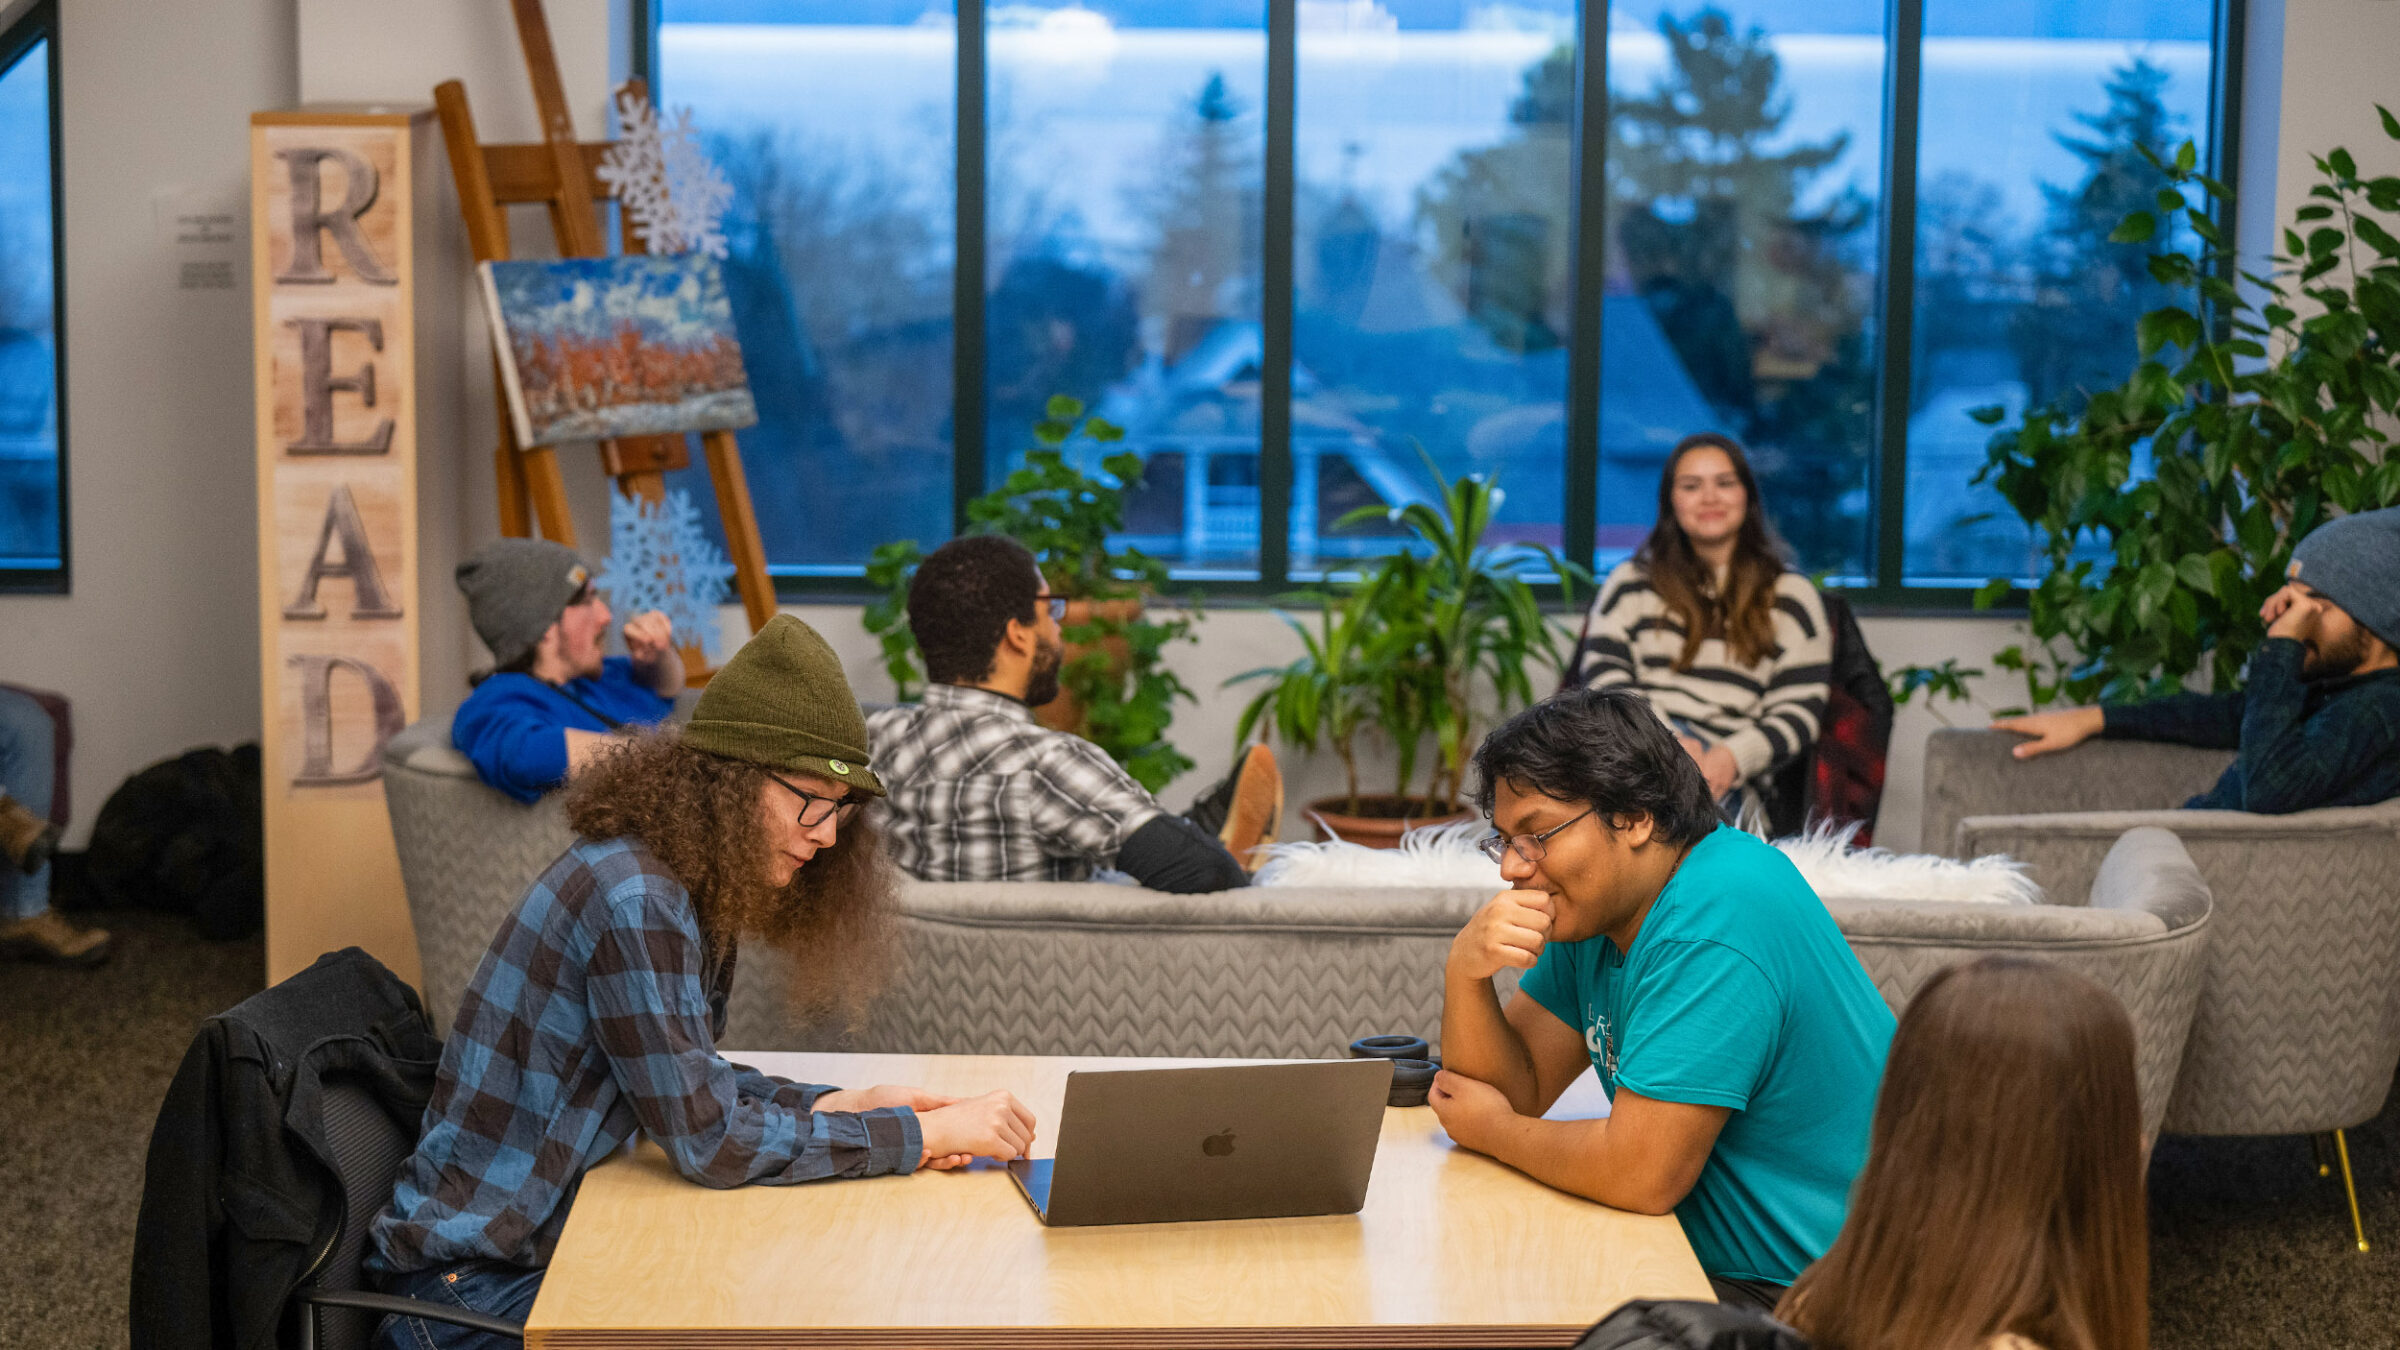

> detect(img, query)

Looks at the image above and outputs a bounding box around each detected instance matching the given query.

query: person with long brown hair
[1569,433,1831,828]
[364,616,1036,1350]
[1777,957,2148,1350]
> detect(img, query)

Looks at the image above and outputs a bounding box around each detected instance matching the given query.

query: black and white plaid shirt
[867,683,1163,883]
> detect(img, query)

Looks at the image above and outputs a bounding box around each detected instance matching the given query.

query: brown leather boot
[1218,743,1284,871]
[0,910,112,966]
[0,795,58,875]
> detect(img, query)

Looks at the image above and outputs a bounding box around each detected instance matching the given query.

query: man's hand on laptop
[916,1090,1039,1170]
[1449,890,1554,981]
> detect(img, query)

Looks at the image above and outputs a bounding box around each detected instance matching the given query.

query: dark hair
[565,730,897,1018]
[1778,957,2147,1350]
[908,535,1043,685]
[1638,433,1788,670]
[1471,686,1718,846]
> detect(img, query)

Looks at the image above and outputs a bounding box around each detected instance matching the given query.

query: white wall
[0,0,296,844]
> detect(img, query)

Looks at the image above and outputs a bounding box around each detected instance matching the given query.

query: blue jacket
[451,657,674,802]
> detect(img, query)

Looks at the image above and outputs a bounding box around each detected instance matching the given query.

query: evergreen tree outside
[1604,7,1875,572]
[1136,72,1263,365]
[2008,58,2189,413]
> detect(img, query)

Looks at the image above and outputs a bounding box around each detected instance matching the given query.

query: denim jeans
[0,686,54,921]
[371,1260,544,1350]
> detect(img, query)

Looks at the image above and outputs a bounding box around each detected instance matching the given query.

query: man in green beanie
[1995,504,2400,813]
[366,616,1036,1350]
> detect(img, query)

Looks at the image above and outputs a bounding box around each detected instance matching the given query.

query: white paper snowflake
[598,488,738,660]
[599,89,735,259]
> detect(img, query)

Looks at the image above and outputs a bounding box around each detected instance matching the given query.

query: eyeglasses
[1476,808,1595,866]
[1037,594,1067,623]
[767,772,863,829]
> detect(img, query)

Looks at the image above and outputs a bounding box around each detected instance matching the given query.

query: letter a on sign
[287,654,407,786]
[285,484,402,620]
[274,147,398,285]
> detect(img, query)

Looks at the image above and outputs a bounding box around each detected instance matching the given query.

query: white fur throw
[1252,819,2044,906]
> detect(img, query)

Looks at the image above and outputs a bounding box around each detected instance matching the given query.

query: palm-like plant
[1231,453,1583,819]
[1346,460,1570,810]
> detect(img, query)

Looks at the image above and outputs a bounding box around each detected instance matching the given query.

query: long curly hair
[563,729,897,1017]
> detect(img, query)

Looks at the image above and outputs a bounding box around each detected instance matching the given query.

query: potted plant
[1894,117,2400,718]
[1233,456,1580,846]
[862,397,1201,793]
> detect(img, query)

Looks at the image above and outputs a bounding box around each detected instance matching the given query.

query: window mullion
[1260,0,1296,589]
[1869,0,1925,598]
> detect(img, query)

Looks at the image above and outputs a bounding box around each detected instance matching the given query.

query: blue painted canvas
[479,254,758,447]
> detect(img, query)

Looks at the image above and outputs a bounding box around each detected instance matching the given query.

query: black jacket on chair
[130,947,443,1350]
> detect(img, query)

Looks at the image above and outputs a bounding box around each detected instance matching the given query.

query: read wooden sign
[252,107,456,984]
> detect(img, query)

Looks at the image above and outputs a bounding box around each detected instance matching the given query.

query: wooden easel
[431,0,776,675]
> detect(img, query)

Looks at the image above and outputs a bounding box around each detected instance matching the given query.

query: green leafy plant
[1232,456,1585,815]
[1904,112,2400,713]
[860,396,1200,792]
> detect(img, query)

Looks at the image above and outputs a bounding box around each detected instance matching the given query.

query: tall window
[0,2,63,590]
[658,0,956,578]
[984,1,1267,577]
[655,0,2235,599]
[1903,3,2215,586]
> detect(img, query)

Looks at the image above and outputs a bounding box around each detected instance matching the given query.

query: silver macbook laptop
[1006,1059,1394,1227]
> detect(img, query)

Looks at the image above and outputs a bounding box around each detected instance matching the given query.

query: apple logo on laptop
[1201,1129,1237,1157]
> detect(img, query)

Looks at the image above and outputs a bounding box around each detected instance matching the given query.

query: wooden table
[529,1052,1711,1348]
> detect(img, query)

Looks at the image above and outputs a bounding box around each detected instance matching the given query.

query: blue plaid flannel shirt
[368,836,923,1273]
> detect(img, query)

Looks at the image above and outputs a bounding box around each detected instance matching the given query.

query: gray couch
[381,715,2209,1135]
[1922,728,2400,1141]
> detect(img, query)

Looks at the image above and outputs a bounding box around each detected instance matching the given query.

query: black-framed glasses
[1038,594,1067,623]
[1476,808,1595,866]
[767,772,863,829]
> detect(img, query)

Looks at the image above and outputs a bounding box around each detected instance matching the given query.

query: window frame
[648,0,2243,612]
[0,0,66,595]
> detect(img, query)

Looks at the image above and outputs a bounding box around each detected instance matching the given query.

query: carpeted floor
[1,910,2394,1349]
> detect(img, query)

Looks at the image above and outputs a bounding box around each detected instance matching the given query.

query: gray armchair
[1923,727,2400,1248]
[1828,827,2210,1145]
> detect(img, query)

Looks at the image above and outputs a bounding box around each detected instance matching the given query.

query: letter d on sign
[288,654,406,787]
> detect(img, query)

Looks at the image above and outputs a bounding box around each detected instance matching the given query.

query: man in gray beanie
[450,537,685,802]
[1996,504,2400,813]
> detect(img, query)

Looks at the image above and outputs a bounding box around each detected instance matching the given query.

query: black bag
[77,743,263,939]
[1574,1299,1811,1350]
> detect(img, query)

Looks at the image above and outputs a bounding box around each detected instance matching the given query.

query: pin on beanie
[683,615,886,797]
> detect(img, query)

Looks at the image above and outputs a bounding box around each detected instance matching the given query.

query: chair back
[298,1076,418,1350]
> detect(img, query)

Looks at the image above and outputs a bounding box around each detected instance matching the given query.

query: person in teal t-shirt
[1432,685,1895,1312]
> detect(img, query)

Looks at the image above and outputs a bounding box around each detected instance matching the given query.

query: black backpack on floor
[75,743,263,940]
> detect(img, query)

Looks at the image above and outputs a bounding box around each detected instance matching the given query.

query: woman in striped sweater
[1569,432,1831,827]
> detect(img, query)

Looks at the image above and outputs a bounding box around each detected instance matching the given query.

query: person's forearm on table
[1441,973,1543,1115]
[1463,1113,1687,1215]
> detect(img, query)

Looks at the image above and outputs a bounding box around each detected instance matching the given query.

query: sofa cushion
[1829,897,2166,945]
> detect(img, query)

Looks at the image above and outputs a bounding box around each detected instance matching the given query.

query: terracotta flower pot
[1305,795,1477,850]
[1033,598,1143,736]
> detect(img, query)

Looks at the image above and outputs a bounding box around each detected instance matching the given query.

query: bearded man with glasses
[1434,686,1894,1314]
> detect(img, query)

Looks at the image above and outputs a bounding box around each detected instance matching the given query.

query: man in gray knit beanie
[449,537,686,802]
[1996,505,2400,813]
